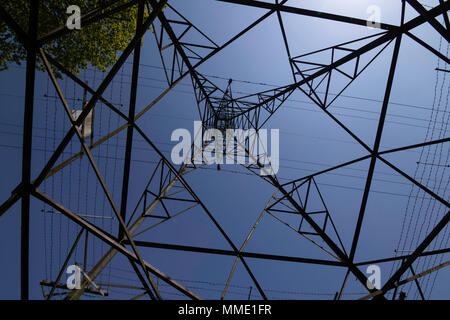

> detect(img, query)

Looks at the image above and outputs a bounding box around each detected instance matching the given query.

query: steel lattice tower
[0,0,449,300]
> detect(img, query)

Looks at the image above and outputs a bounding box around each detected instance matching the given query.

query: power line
[1,141,441,199]
[8,63,450,114]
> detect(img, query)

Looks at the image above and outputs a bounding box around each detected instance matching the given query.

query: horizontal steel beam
[40,280,108,297]
[355,248,450,266]
[125,240,346,266]
[217,0,399,30]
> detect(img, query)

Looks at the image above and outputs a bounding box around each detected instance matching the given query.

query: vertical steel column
[21,0,39,300]
[119,0,144,239]
[349,31,404,262]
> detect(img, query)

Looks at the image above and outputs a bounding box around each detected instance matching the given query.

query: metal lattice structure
[0,0,449,300]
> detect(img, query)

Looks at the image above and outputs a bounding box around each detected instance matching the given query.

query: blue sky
[0,0,448,300]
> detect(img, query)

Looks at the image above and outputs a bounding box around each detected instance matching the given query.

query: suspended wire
[8,63,450,116]
[417,77,450,298]
[92,67,102,283]
[108,66,126,285]
[3,121,437,185]
[123,61,450,115]
[391,38,444,282]
[67,74,75,276]
[0,113,424,157]
[43,74,50,281]
[389,35,449,300]
[407,43,449,299]
[50,78,57,282]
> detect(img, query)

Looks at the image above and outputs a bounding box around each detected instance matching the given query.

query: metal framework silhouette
[0,0,449,300]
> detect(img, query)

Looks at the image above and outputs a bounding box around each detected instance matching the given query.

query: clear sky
[0,0,448,300]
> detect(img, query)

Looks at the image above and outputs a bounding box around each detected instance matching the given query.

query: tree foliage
[0,1,151,74]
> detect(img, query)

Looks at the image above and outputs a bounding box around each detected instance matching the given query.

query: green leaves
[0,0,147,75]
